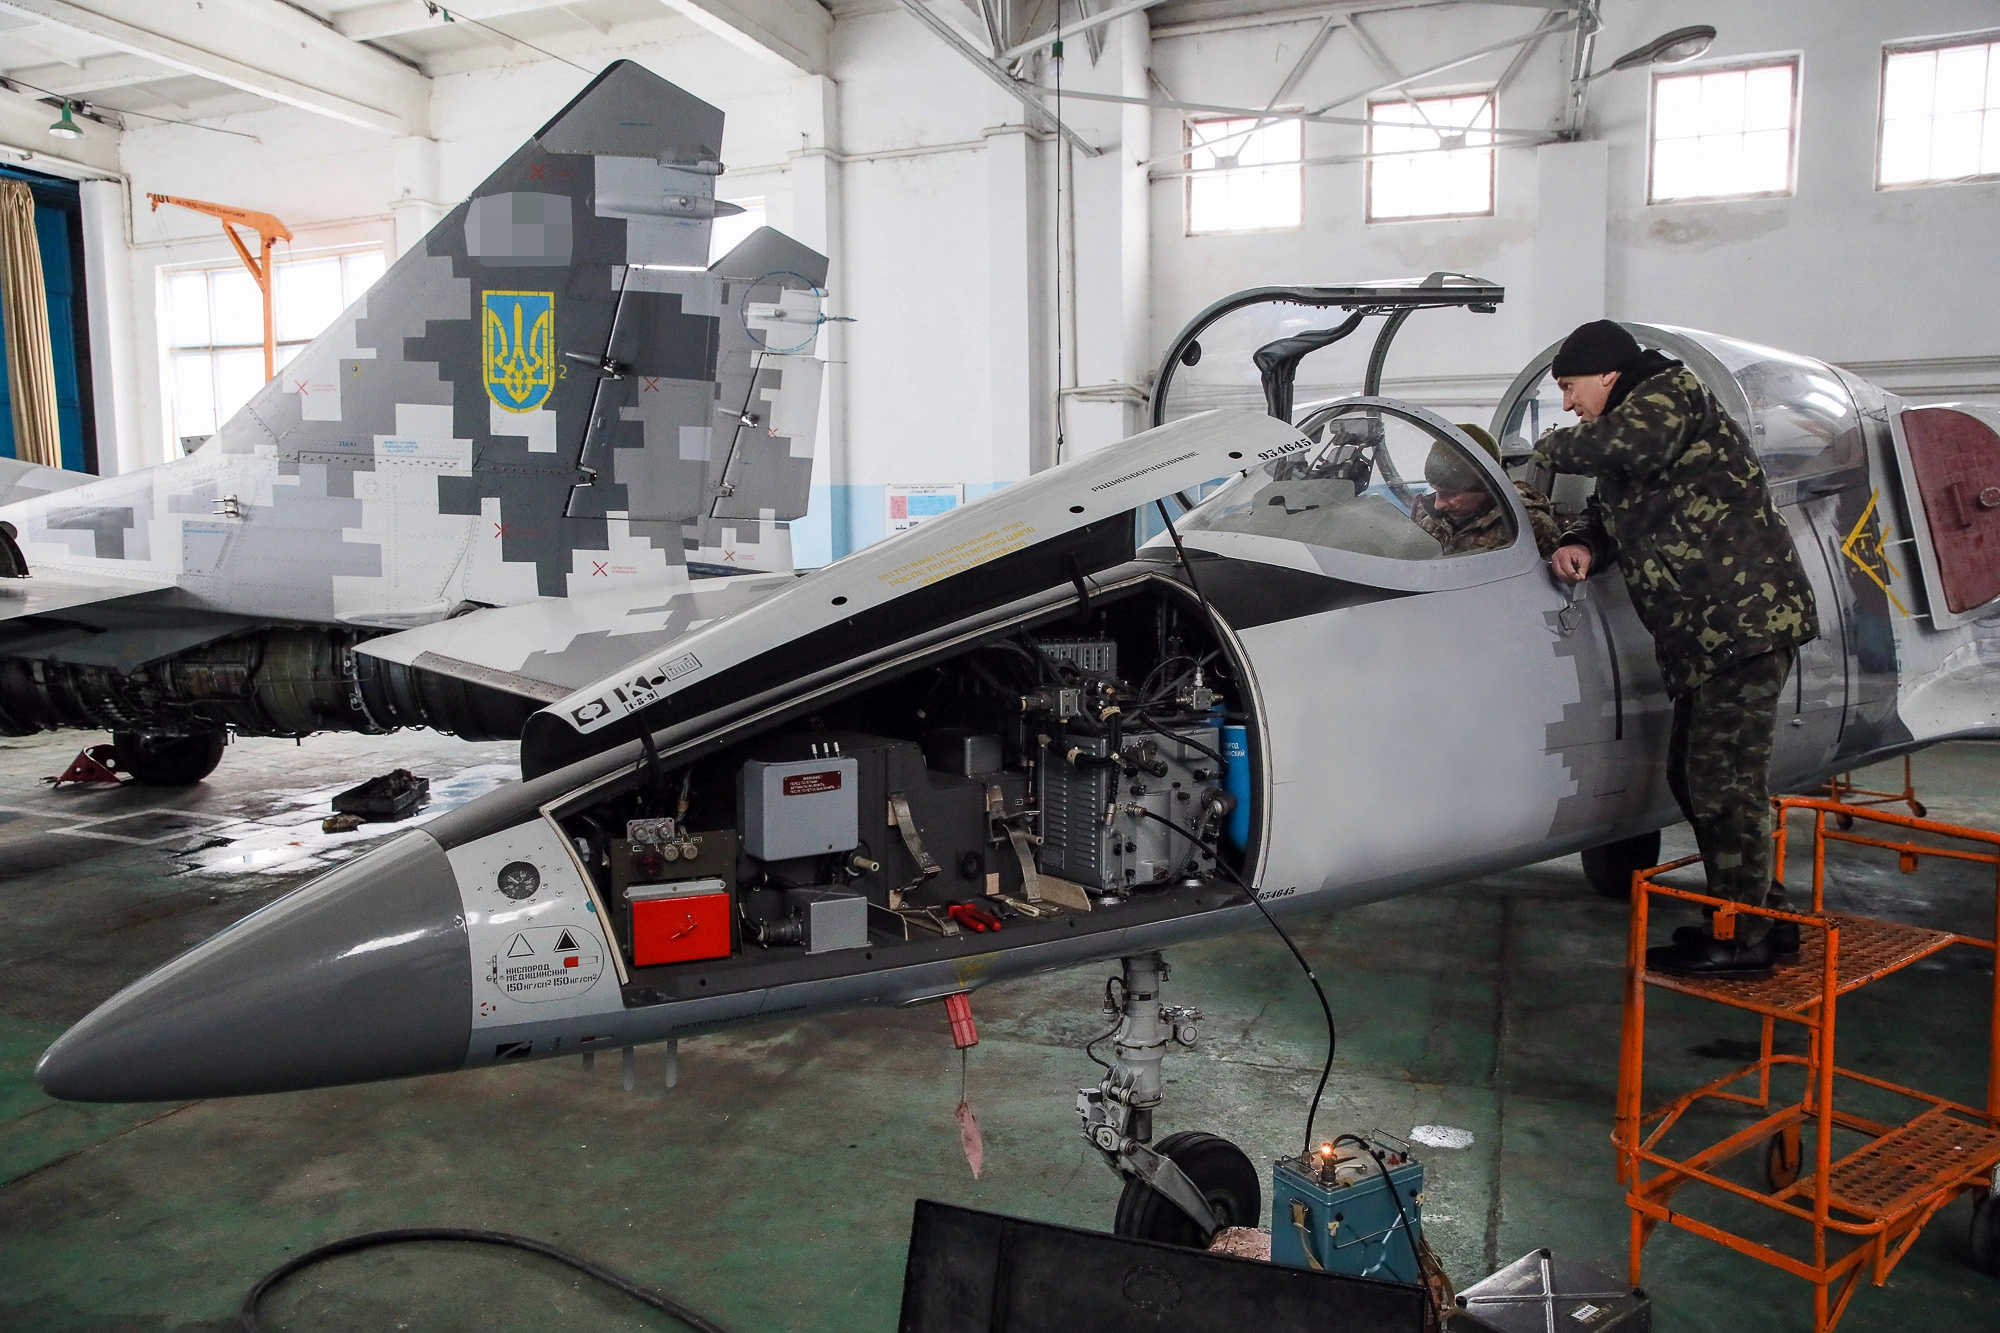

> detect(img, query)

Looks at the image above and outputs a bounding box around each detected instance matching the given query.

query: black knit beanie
[1551,320,1642,378]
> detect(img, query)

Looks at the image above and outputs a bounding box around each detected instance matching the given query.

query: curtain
[0,180,62,468]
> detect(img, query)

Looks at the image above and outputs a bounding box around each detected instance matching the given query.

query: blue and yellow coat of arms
[482,290,555,412]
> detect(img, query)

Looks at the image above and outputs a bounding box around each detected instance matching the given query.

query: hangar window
[163,247,385,452]
[1365,92,1496,222]
[1878,33,2000,188]
[1649,58,1799,203]
[1184,116,1303,235]
[1184,406,1514,560]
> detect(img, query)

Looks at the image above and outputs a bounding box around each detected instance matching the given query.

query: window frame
[160,244,386,451]
[1646,53,1802,206]
[1363,89,1498,224]
[1182,114,1304,237]
[1875,29,2000,191]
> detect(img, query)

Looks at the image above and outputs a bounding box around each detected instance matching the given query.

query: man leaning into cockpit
[1533,320,1818,980]
[1411,424,1560,557]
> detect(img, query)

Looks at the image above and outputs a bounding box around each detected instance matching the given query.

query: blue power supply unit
[1269,1143,1425,1285]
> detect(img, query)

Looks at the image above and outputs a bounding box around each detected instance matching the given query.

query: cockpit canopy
[1494,325,1868,492]
[1179,400,1516,564]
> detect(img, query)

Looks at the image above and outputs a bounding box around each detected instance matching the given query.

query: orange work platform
[1617,795,2000,1332]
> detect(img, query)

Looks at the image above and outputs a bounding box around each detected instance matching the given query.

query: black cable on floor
[1128,806,1339,1160]
[239,1227,728,1333]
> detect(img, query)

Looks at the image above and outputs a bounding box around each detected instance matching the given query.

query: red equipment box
[626,878,733,966]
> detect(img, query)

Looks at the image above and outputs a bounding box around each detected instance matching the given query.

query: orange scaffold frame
[1617,795,2000,1332]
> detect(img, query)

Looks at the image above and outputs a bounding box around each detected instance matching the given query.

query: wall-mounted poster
[886,482,963,534]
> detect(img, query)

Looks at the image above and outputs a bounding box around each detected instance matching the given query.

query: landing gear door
[1887,404,2000,629]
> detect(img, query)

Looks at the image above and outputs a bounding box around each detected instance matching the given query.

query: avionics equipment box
[786,886,869,954]
[741,756,859,860]
[1270,1143,1425,1284]
[625,878,732,966]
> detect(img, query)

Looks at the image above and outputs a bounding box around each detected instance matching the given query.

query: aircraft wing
[355,572,798,703]
[0,564,177,622]
[0,459,96,508]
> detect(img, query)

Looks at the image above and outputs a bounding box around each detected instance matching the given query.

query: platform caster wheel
[1582,830,1662,900]
[1911,801,1928,820]
[111,730,227,786]
[1834,811,1855,831]
[1972,1193,2000,1277]
[1113,1131,1260,1250]
[1763,1125,1802,1193]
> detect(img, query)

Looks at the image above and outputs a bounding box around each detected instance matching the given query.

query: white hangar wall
[73,0,2000,567]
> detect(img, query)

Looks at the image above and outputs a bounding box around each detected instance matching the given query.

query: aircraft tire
[1113,1130,1260,1249]
[1762,1125,1802,1192]
[112,729,228,786]
[1973,1192,2000,1276]
[1581,830,1662,900]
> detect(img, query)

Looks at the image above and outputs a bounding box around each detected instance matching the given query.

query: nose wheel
[1114,1130,1261,1248]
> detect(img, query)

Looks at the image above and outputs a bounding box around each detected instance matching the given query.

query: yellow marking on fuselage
[1841,489,1910,617]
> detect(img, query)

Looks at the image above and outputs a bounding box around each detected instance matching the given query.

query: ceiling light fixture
[47,101,83,140]
[1590,25,1718,81]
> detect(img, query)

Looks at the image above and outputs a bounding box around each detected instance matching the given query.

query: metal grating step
[1646,913,1957,1014]
[1825,1106,2000,1220]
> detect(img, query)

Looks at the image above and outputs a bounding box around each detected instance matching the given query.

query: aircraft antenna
[1152,499,1340,1157]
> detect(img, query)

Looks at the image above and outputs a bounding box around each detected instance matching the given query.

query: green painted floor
[2,729,1996,1330]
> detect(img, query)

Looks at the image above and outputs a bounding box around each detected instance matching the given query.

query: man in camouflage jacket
[1532,321,1818,979]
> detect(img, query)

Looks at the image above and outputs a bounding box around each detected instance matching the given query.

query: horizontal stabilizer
[357,571,796,701]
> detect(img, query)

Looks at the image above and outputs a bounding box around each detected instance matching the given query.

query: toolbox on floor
[330,768,429,820]
[1452,1249,1650,1331]
[1270,1141,1426,1284]
[900,1199,1426,1332]
[625,879,733,966]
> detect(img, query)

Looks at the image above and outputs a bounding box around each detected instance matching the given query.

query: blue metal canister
[1222,724,1251,848]
[1269,1149,1426,1285]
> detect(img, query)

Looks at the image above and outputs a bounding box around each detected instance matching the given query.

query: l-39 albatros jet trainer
[35,119,2000,1241]
[0,62,828,784]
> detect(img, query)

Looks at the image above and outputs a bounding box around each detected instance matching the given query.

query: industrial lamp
[47,102,82,140]
[1587,25,1718,81]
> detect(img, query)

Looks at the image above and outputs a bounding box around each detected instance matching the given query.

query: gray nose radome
[37,831,471,1102]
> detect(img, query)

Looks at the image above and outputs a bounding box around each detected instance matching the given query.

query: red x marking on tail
[592,561,609,577]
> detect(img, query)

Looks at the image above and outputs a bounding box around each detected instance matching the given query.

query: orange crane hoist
[146,193,293,381]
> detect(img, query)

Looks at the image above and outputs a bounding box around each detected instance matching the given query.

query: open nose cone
[37,831,471,1102]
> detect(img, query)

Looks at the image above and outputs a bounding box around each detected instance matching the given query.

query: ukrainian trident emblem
[482,290,554,412]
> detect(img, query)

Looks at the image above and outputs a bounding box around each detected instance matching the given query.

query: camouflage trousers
[1666,648,1795,906]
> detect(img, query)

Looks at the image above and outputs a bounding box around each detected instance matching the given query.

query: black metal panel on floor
[899,1199,1427,1333]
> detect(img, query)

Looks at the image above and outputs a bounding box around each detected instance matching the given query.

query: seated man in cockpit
[1411,424,1559,557]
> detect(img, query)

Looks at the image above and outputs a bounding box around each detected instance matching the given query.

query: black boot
[1671,882,1799,965]
[1647,927,1777,979]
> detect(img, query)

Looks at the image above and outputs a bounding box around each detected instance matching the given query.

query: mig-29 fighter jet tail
[0,62,829,783]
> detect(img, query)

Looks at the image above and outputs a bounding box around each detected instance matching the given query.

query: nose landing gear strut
[1077,952,1260,1247]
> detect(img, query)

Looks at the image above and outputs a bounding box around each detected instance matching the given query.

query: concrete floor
[2,729,1997,1331]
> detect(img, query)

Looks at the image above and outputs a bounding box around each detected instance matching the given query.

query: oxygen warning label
[489,924,604,1004]
[782,770,843,796]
